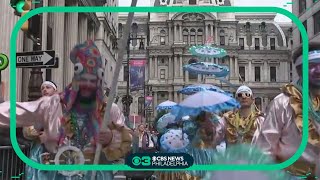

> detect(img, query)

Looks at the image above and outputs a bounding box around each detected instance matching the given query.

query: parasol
[189,45,227,59]
[183,62,229,77]
[156,100,177,111]
[178,84,226,95]
[171,90,239,119]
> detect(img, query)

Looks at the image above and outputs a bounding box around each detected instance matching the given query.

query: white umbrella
[156,100,177,111]
[171,90,239,119]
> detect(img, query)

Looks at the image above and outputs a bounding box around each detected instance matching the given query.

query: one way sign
[16,50,58,68]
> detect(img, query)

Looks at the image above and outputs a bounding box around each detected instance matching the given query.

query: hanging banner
[130,59,146,92]
[145,96,153,107]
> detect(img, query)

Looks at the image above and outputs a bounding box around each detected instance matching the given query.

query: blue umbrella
[156,100,177,111]
[183,62,229,77]
[171,90,239,119]
[156,113,177,133]
[178,84,226,95]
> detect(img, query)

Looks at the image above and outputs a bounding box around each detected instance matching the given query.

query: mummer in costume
[0,40,132,180]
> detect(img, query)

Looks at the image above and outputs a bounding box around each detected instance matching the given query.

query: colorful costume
[222,85,264,146]
[255,82,320,179]
[222,108,264,146]
[0,40,132,180]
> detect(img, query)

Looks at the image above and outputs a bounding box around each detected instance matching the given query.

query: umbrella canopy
[189,45,227,59]
[183,62,229,77]
[171,90,239,119]
[156,100,177,111]
[156,113,177,133]
[178,84,226,95]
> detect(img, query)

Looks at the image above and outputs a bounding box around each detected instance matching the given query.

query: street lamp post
[122,23,145,119]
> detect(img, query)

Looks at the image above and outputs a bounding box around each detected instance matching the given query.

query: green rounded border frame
[10,6,309,171]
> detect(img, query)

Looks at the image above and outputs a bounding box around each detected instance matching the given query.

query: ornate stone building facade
[1,0,118,101]
[118,1,292,123]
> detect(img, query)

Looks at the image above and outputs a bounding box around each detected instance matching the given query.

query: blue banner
[130,59,146,92]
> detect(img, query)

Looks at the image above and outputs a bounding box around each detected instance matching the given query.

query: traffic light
[10,0,26,15]
[10,0,32,32]
[21,0,32,32]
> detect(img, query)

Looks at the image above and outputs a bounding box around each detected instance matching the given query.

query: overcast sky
[118,0,292,22]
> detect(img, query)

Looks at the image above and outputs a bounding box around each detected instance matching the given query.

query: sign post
[16,50,58,68]
[16,50,58,100]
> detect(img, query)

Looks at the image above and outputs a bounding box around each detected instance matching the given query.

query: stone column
[179,55,183,77]
[211,24,214,38]
[154,56,158,79]
[205,24,209,38]
[169,91,173,101]
[64,2,79,87]
[154,91,158,109]
[78,14,88,43]
[174,91,178,102]
[198,74,201,82]
[169,23,173,44]
[179,93,183,102]
[234,56,239,78]
[149,57,153,79]
[179,24,182,42]
[168,55,172,79]
[263,61,268,82]
[230,56,234,77]
[51,0,65,91]
[215,25,218,44]
[186,71,189,83]
[174,24,177,42]
[248,61,252,82]
[174,55,178,78]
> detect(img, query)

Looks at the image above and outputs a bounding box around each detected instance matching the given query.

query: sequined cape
[222,109,264,146]
[255,84,320,178]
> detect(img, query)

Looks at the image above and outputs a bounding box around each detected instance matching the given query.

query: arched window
[255,97,262,111]
[188,59,198,80]
[197,29,203,44]
[183,29,189,43]
[190,29,196,45]
[160,30,166,45]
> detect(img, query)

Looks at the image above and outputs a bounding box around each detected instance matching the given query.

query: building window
[239,66,245,82]
[188,59,198,80]
[255,38,260,50]
[183,29,189,43]
[300,20,308,43]
[118,23,123,38]
[189,0,196,5]
[299,0,306,14]
[255,98,262,111]
[270,38,275,50]
[220,36,225,46]
[270,66,277,82]
[197,29,203,44]
[160,69,165,79]
[219,30,225,46]
[239,38,244,50]
[138,97,145,116]
[160,30,166,45]
[255,66,261,82]
[124,66,129,81]
[314,11,320,35]
[190,29,196,45]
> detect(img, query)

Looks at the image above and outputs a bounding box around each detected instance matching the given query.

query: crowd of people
[0,40,319,180]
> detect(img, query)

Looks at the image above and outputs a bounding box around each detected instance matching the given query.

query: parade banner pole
[91,0,138,179]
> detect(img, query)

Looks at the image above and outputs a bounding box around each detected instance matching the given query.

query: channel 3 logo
[132,156,151,166]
